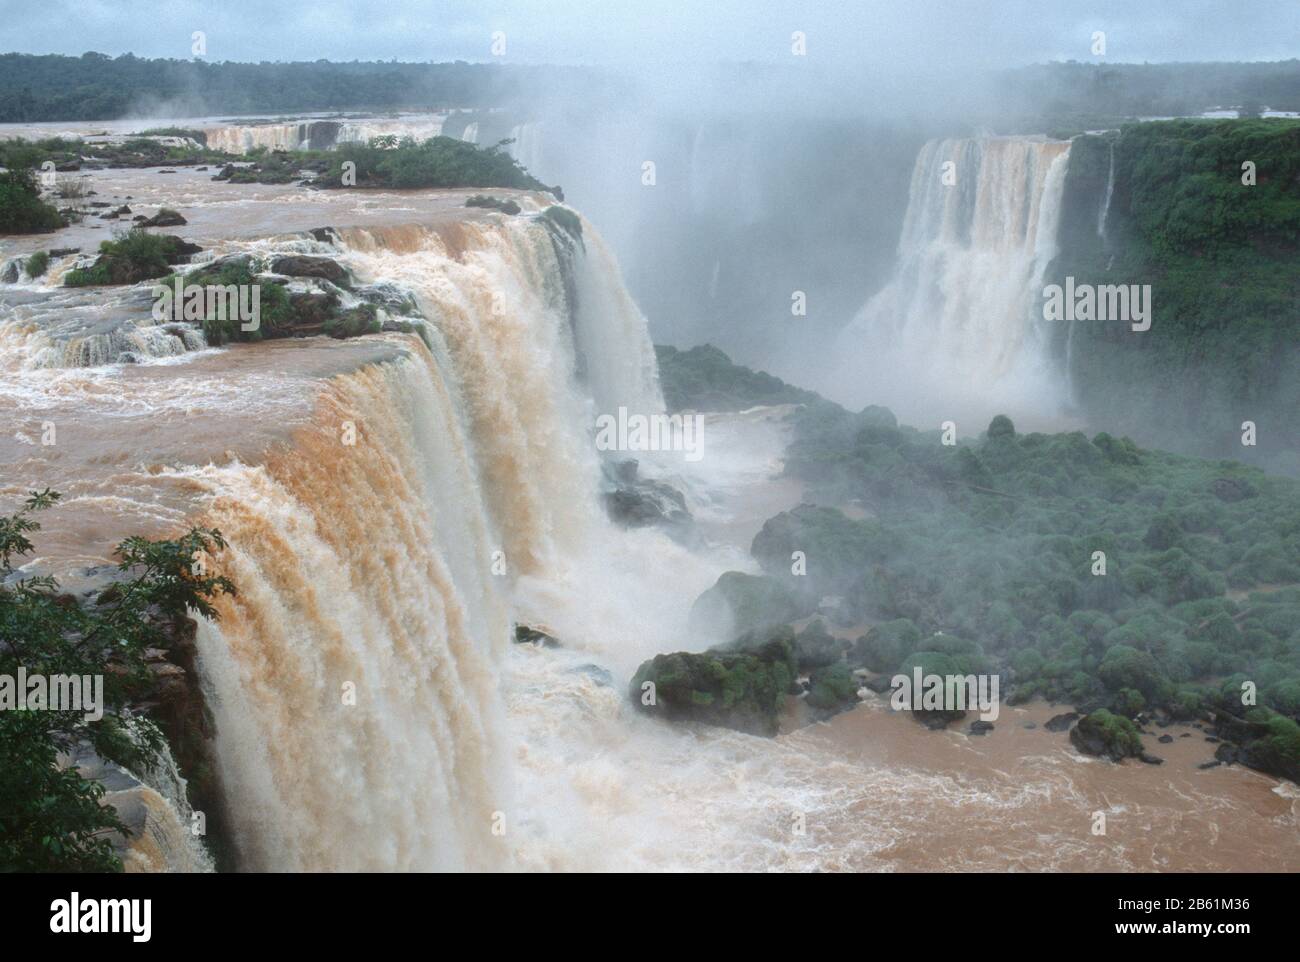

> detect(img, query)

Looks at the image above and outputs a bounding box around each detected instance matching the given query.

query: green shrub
[0,170,64,234]
[24,249,49,277]
[64,229,184,287]
[319,136,552,193]
[0,490,233,871]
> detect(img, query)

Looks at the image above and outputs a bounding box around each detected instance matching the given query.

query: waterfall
[508,123,544,178]
[202,123,312,154]
[1098,139,1116,241]
[829,136,1072,423]
[201,116,447,154]
[192,351,513,871]
[177,212,666,870]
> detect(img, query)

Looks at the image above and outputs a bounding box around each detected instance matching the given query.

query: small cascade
[1098,138,1117,242]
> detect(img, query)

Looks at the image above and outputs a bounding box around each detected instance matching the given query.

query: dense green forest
[1052,118,1300,472]
[643,346,1300,780]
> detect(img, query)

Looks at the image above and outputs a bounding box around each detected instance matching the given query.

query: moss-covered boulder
[1069,709,1144,761]
[688,570,813,638]
[629,635,796,737]
[751,503,898,600]
[1212,708,1300,784]
[851,618,922,673]
[805,663,859,718]
[790,619,847,671]
[654,343,822,413]
[64,230,202,286]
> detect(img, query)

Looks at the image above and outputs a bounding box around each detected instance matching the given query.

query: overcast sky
[3,0,1297,67]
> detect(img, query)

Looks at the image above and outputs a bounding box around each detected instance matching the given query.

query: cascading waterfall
[508,123,544,178]
[203,123,314,154]
[181,211,669,870]
[192,349,514,871]
[829,137,1071,423]
[201,115,447,154]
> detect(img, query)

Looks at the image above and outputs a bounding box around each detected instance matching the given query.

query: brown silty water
[1,158,1296,872]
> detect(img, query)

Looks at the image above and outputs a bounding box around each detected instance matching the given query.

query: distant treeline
[0,53,588,121]
[996,60,1300,134]
[2,52,1299,125]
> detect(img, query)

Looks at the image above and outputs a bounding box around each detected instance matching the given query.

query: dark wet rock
[1210,709,1300,784]
[270,254,350,286]
[354,281,420,316]
[513,624,560,648]
[1069,710,1144,761]
[309,227,340,245]
[1045,712,1079,732]
[466,195,522,216]
[1158,734,1174,744]
[601,458,691,531]
[862,673,894,695]
[0,261,18,284]
[970,720,995,735]
[159,236,203,263]
[1139,752,1164,765]
[1214,743,1242,765]
[1199,760,1222,770]
[917,709,965,730]
[49,247,80,257]
[1205,735,1220,743]
[141,208,187,227]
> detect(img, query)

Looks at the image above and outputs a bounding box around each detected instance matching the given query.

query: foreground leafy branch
[0,490,234,871]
